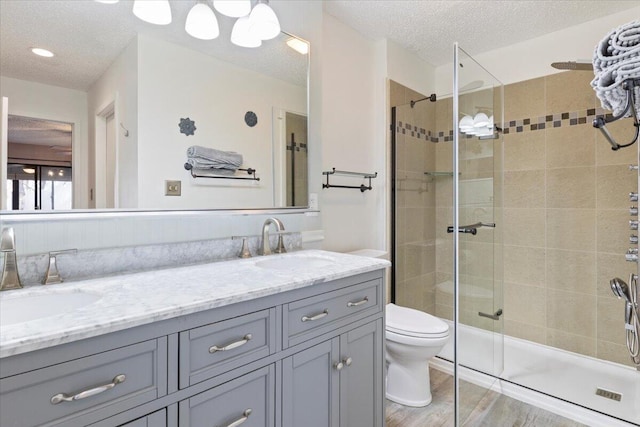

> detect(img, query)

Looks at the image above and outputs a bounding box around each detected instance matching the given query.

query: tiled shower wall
[391,72,637,367]
[501,72,636,367]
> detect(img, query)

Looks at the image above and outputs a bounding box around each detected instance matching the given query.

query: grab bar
[447,222,495,235]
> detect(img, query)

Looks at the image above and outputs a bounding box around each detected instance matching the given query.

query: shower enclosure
[391,43,639,426]
[391,44,504,425]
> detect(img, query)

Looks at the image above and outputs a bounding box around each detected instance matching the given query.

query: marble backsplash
[4,233,302,287]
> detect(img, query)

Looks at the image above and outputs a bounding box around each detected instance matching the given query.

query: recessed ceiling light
[31,47,54,58]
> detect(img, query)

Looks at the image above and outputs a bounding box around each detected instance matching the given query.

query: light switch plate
[165,180,181,196]
[309,193,318,210]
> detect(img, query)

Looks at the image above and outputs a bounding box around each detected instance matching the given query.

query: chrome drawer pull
[50,374,126,405]
[209,334,253,354]
[301,309,329,322]
[347,296,369,307]
[224,408,252,427]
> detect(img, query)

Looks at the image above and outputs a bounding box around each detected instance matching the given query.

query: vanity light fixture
[133,0,172,25]
[213,0,251,18]
[473,112,489,128]
[31,47,54,58]
[248,0,280,41]
[286,37,309,55]
[185,2,219,40]
[231,15,262,48]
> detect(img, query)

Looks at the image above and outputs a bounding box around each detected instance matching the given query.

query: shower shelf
[184,163,260,181]
[424,171,455,177]
[322,168,377,192]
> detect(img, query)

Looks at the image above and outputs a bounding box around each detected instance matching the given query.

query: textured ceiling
[323,0,640,66]
[0,0,307,91]
[8,115,72,147]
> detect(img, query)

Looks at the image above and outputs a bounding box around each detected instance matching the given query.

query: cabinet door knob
[334,361,344,371]
[209,334,252,354]
[343,357,353,367]
[225,408,252,427]
[50,374,126,404]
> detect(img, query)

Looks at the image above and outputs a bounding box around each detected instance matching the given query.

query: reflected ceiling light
[133,0,172,25]
[248,0,280,41]
[473,112,489,128]
[213,0,251,18]
[286,37,309,55]
[31,47,54,57]
[459,115,474,131]
[185,2,219,40]
[23,167,36,174]
[48,170,54,177]
[59,170,65,177]
[231,16,262,48]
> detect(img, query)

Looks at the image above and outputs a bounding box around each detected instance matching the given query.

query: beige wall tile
[404,241,436,279]
[504,77,546,121]
[595,117,638,165]
[504,170,545,208]
[504,320,546,345]
[596,165,637,209]
[547,289,596,337]
[503,208,545,248]
[596,297,628,346]
[545,125,595,169]
[504,245,546,286]
[596,209,632,254]
[545,71,596,114]
[597,341,636,367]
[389,80,405,109]
[546,249,596,294]
[596,253,636,299]
[435,97,453,134]
[435,141,454,172]
[404,139,427,173]
[435,303,453,321]
[504,132,545,172]
[546,167,595,209]
[547,208,595,251]
[504,282,546,326]
[547,329,596,357]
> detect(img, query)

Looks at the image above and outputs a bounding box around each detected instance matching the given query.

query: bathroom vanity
[0,250,388,427]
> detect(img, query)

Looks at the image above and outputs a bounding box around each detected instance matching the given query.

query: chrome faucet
[259,217,285,255]
[1,227,23,291]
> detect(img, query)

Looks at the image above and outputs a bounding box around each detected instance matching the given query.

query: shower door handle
[478,309,503,320]
[447,222,495,235]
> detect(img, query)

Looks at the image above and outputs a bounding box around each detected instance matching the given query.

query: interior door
[453,43,504,425]
[1,97,8,210]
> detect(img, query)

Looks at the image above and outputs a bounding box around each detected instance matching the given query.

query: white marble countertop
[0,250,390,358]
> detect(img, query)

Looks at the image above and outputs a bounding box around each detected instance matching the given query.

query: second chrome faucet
[259,217,286,256]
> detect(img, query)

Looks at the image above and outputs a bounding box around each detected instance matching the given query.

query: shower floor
[385,369,584,426]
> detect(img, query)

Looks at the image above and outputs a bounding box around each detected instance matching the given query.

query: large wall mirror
[0,0,309,212]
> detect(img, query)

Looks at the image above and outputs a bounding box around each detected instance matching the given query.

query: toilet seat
[386,303,449,339]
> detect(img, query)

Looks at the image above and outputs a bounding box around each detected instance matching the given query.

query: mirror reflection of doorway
[285,112,308,207]
[5,115,72,210]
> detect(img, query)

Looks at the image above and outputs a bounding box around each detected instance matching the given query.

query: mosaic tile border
[396,107,612,142]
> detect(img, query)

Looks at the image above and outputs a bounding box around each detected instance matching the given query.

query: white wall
[386,39,436,98]
[434,5,640,92]
[136,35,306,209]
[0,76,89,208]
[0,97,7,210]
[87,39,138,209]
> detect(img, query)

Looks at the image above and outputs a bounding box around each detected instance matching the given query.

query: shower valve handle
[631,206,638,216]
[631,193,639,202]
[631,235,639,244]
[631,220,639,231]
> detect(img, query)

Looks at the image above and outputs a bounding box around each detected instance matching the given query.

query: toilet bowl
[385,303,450,407]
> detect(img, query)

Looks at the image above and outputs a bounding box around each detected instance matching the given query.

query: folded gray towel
[186,163,236,176]
[187,145,243,170]
[186,158,239,173]
[592,20,640,120]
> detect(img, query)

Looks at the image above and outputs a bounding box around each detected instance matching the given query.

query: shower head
[551,61,593,71]
[610,277,633,304]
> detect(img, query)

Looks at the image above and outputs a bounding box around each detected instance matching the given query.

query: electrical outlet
[165,180,181,196]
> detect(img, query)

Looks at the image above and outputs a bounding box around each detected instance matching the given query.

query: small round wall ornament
[179,117,196,136]
[244,111,258,127]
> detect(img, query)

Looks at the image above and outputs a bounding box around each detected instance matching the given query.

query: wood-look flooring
[385,369,586,427]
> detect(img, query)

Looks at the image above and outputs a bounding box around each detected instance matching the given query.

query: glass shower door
[453,43,504,425]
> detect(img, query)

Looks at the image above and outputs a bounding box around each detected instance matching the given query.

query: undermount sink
[0,290,102,326]
[255,254,335,271]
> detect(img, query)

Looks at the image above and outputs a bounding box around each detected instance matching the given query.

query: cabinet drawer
[179,308,275,388]
[285,279,382,346]
[179,365,274,427]
[0,338,167,427]
[119,409,166,427]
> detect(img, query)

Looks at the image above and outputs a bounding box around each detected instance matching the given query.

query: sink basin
[0,290,102,326]
[255,255,335,271]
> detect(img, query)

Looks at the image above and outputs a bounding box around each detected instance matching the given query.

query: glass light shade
[476,127,493,136]
[133,0,172,25]
[31,47,54,57]
[231,16,262,48]
[213,0,251,18]
[248,2,280,40]
[185,3,219,40]
[473,112,489,128]
[459,115,474,129]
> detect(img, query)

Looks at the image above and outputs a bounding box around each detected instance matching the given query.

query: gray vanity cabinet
[282,319,384,427]
[0,269,385,427]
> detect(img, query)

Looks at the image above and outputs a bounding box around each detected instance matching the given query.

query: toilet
[385,303,450,407]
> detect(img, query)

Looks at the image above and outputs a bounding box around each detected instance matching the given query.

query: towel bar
[184,163,260,181]
[322,168,377,192]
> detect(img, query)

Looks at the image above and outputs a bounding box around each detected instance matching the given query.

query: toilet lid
[386,303,449,338]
